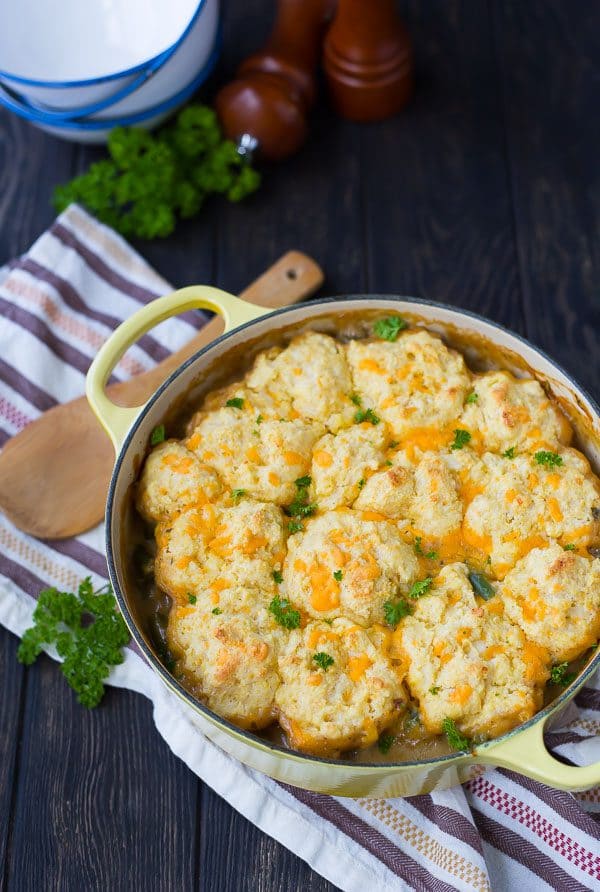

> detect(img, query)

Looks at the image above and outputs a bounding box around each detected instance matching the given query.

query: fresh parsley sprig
[269,595,301,630]
[442,717,471,752]
[354,408,380,425]
[450,429,471,451]
[53,105,260,239]
[313,652,334,671]
[373,316,408,342]
[17,578,130,708]
[535,450,563,467]
[285,476,317,532]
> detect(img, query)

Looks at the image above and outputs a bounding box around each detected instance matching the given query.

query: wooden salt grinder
[215,0,335,161]
[323,0,414,121]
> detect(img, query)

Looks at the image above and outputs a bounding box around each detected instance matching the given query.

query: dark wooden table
[1,2,599,889]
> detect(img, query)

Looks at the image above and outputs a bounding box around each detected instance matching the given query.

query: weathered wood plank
[492,0,600,393]
[361,0,524,331]
[0,629,25,886]
[198,785,335,892]
[5,653,198,892]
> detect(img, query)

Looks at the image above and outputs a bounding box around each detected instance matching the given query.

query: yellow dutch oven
[86,286,600,797]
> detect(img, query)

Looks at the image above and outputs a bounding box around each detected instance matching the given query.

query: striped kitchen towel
[0,204,599,892]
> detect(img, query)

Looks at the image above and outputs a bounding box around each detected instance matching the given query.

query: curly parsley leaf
[377,733,396,754]
[269,596,301,630]
[288,520,304,534]
[53,105,260,239]
[17,578,130,708]
[272,570,283,584]
[468,570,495,600]
[354,408,380,425]
[188,593,197,605]
[313,652,334,671]
[450,429,471,451]
[383,599,412,627]
[373,316,408,342]
[350,393,362,407]
[442,717,471,752]
[429,686,441,695]
[231,488,246,503]
[333,570,343,582]
[550,662,576,686]
[408,577,433,600]
[226,397,244,409]
[285,476,317,522]
[414,537,438,559]
[150,424,166,446]
[212,607,222,615]
[465,391,478,404]
[535,450,563,467]
[503,446,517,459]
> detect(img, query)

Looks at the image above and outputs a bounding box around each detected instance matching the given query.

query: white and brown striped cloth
[1,204,599,892]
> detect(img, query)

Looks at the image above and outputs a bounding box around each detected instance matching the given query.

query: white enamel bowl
[0,0,220,142]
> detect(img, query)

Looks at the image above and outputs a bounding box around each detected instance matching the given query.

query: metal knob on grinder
[215,0,335,161]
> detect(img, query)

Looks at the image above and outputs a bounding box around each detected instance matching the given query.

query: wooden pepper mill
[323,0,414,121]
[215,0,335,161]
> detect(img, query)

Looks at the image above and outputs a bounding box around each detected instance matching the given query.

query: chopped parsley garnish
[231,488,246,503]
[383,598,412,627]
[269,595,301,629]
[350,393,362,407]
[408,577,433,600]
[468,570,495,600]
[442,717,471,752]
[377,733,395,754]
[333,570,343,582]
[373,316,408,342]
[465,391,478,404]
[286,476,317,522]
[429,686,441,695]
[256,414,264,424]
[188,593,197,605]
[389,440,400,449]
[450,429,471,451]
[563,544,576,551]
[313,652,334,671]
[414,537,438,560]
[212,607,222,615]
[384,459,393,467]
[503,446,516,459]
[358,478,366,490]
[354,408,380,425]
[226,397,244,409]
[150,424,165,446]
[17,578,130,708]
[272,570,283,584]
[288,520,304,534]
[287,499,317,518]
[535,450,563,467]
[550,662,576,686]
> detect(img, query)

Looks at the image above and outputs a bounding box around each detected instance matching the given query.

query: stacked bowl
[0,0,221,142]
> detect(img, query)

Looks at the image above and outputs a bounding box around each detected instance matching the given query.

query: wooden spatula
[0,251,323,540]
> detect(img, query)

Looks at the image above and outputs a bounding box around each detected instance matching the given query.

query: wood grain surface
[1,1,599,890]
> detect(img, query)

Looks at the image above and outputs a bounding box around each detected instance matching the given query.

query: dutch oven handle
[477,711,600,791]
[86,286,268,452]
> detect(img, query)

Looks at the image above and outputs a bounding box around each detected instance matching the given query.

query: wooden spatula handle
[215,0,335,161]
[109,250,323,406]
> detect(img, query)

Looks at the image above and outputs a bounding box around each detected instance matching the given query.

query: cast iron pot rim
[106,294,600,770]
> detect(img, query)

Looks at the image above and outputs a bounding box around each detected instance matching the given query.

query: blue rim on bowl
[0,0,208,89]
[0,26,221,132]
